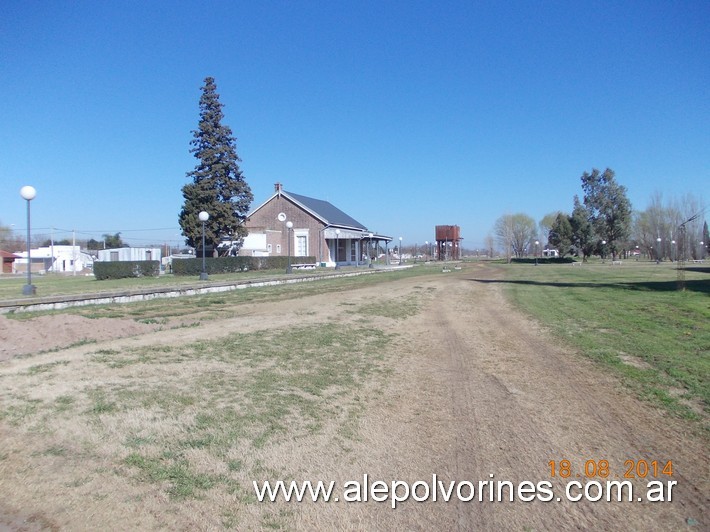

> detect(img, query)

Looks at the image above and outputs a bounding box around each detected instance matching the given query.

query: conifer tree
[179,77,253,254]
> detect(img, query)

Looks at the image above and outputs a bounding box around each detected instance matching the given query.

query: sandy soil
[0,263,706,530]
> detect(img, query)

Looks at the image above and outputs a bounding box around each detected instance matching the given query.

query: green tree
[103,233,127,248]
[179,77,253,255]
[703,221,709,258]
[548,213,573,257]
[580,168,632,259]
[41,238,72,246]
[570,195,595,261]
[86,238,103,250]
[539,212,560,246]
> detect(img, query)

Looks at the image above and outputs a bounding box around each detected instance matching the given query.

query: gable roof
[284,191,367,231]
[0,250,20,259]
[248,189,368,231]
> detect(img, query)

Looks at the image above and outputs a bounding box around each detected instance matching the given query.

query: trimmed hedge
[94,261,161,280]
[171,256,317,276]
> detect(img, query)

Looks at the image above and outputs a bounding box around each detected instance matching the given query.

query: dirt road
[0,263,706,530]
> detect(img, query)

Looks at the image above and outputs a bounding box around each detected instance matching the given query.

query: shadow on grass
[467,278,710,294]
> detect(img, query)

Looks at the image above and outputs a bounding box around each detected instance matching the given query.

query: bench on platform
[291,263,317,270]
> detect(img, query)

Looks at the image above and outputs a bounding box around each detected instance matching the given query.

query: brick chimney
[274,182,283,194]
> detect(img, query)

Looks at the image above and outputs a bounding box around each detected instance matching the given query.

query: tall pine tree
[179,77,253,255]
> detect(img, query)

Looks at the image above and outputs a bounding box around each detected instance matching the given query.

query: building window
[110,251,119,261]
[296,235,307,256]
[276,244,281,254]
[146,250,152,260]
[267,244,272,253]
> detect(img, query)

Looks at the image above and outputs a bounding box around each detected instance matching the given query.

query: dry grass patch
[0,321,395,529]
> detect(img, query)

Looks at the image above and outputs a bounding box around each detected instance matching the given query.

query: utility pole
[72,229,77,276]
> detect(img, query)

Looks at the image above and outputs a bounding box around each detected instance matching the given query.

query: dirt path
[0,263,706,530]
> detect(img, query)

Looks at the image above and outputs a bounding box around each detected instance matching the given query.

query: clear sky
[1,0,708,249]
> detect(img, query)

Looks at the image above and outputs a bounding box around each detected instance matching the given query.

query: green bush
[94,261,161,280]
[171,256,317,276]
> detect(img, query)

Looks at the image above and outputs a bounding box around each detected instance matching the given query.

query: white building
[13,245,94,274]
[97,247,162,262]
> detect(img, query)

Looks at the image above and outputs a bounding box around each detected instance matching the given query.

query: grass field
[498,261,709,426]
[1,270,426,528]
[0,260,707,528]
[0,267,347,301]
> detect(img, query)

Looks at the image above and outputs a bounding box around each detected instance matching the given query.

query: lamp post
[286,221,293,273]
[368,233,374,268]
[424,241,429,261]
[534,240,539,265]
[701,241,705,260]
[656,237,662,263]
[399,236,403,265]
[671,240,676,262]
[335,229,341,270]
[198,211,209,280]
[20,186,36,295]
[601,240,606,263]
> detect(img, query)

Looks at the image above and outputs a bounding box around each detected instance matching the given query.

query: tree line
[494,169,707,262]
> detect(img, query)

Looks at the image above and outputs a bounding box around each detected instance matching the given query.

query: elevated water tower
[435,225,462,260]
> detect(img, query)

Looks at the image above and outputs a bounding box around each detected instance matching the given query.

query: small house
[242,183,391,267]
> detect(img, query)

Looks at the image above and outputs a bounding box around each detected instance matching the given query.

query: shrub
[171,256,317,276]
[94,261,161,280]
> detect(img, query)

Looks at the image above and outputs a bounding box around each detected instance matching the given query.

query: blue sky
[1,0,708,249]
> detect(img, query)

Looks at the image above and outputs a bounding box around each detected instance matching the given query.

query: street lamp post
[335,229,341,270]
[534,240,539,265]
[399,236,403,265]
[671,240,676,262]
[601,240,606,263]
[286,221,293,273]
[20,186,36,295]
[198,211,209,280]
[656,237,662,263]
[701,241,705,260]
[368,233,374,268]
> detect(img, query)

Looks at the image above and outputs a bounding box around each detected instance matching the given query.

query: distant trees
[494,213,537,260]
[632,192,706,260]
[103,233,127,248]
[41,239,71,246]
[484,234,496,258]
[179,77,253,256]
[0,221,26,252]
[0,222,19,251]
[492,168,707,263]
[542,168,632,261]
